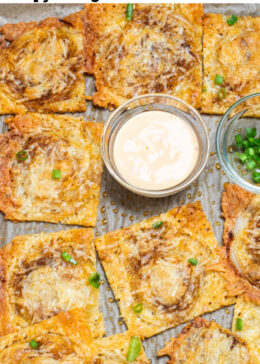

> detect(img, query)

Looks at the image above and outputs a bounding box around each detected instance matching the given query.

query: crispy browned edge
[0,114,104,226]
[158,317,248,362]
[0,132,20,221]
[0,15,85,41]
[0,14,87,61]
[212,183,260,303]
[0,228,97,337]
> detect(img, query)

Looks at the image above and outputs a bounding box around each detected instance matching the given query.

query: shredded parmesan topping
[7,116,103,225]
[94,4,199,99]
[167,321,250,363]
[0,26,83,109]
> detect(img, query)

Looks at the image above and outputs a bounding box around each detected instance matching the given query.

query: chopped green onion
[246,160,256,170]
[133,303,143,314]
[230,127,260,184]
[127,336,141,362]
[242,140,249,149]
[227,14,238,26]
[214,74,224,85]
[29,340,39,349]
[188,258,198,266]
[126,4,133,21]
[89,272,100,288]
[246,148,255,157]
[61,251,77,265]
[217,88,227,100]
[246,127,257,138]
[16,150,28,162]
[52,169,61,179]
[248,137,257,146]
[235,153,247,164]
[235,318,243,331]
[152,221,163,229]
[235,134,243,145]
[202,87,207,93]
[252,171,260,183]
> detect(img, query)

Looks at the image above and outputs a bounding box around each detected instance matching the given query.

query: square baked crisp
[220,183,260,303]
[0,16,86,114]
[202,13,260,115]
[95,202,235,339]
[0,229,104,338]
[83,4,203,110]
[0,308,149,363]
[158,317,251,363]
[232,297,260,363]
[0,113,103,226]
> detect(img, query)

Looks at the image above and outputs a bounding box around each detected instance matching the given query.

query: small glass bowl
[102,94,210,197]
[216,93,260,194]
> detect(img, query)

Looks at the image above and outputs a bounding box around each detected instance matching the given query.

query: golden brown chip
[0,229,104,338]
[219,183,260,303]
[82,4,203,110]
[202,13,260,115]
[95,202,235,339]
[158,317,251,363]
[0,113,103,226]
[233,296,260,364]
[0,16,86,114]
[0,308,148,363]
[0,309,93,363]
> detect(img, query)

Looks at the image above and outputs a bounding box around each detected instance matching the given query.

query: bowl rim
[101,93,210,197]
[216,92,260,194]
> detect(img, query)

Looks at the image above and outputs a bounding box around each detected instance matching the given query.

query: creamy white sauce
[113,110,199,190]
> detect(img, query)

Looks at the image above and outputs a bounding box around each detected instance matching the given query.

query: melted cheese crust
[0,17,86,114]
[233,297,260,364]
[0,229,104,338]
[83,4,202,110]
[221,184,260,303]
[0,113,103,226]
[0,309,93,363]
[95,202,235,338]
[0,310,148,364]
[202,14,260,115]
[158,317,250,364]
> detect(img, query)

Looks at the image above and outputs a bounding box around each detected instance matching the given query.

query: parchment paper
[0,4,259,362]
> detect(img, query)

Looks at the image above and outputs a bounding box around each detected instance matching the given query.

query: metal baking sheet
[0,3,259,363]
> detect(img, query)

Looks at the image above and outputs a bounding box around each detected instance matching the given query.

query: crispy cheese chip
[158,317,251,363]
[0,113,103,226]
[0,16,86,114]
[82,4,203,110]
[202,13,260,115]
[95,202,235,338]
[219,183,260,304]
[0,309,148,363]
[0,229,104,338]
[232,296,260,364]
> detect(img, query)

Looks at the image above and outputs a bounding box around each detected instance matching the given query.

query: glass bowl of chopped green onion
[216,93,260,193]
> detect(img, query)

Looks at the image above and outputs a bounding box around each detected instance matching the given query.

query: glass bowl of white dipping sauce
[102,94,210,197]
